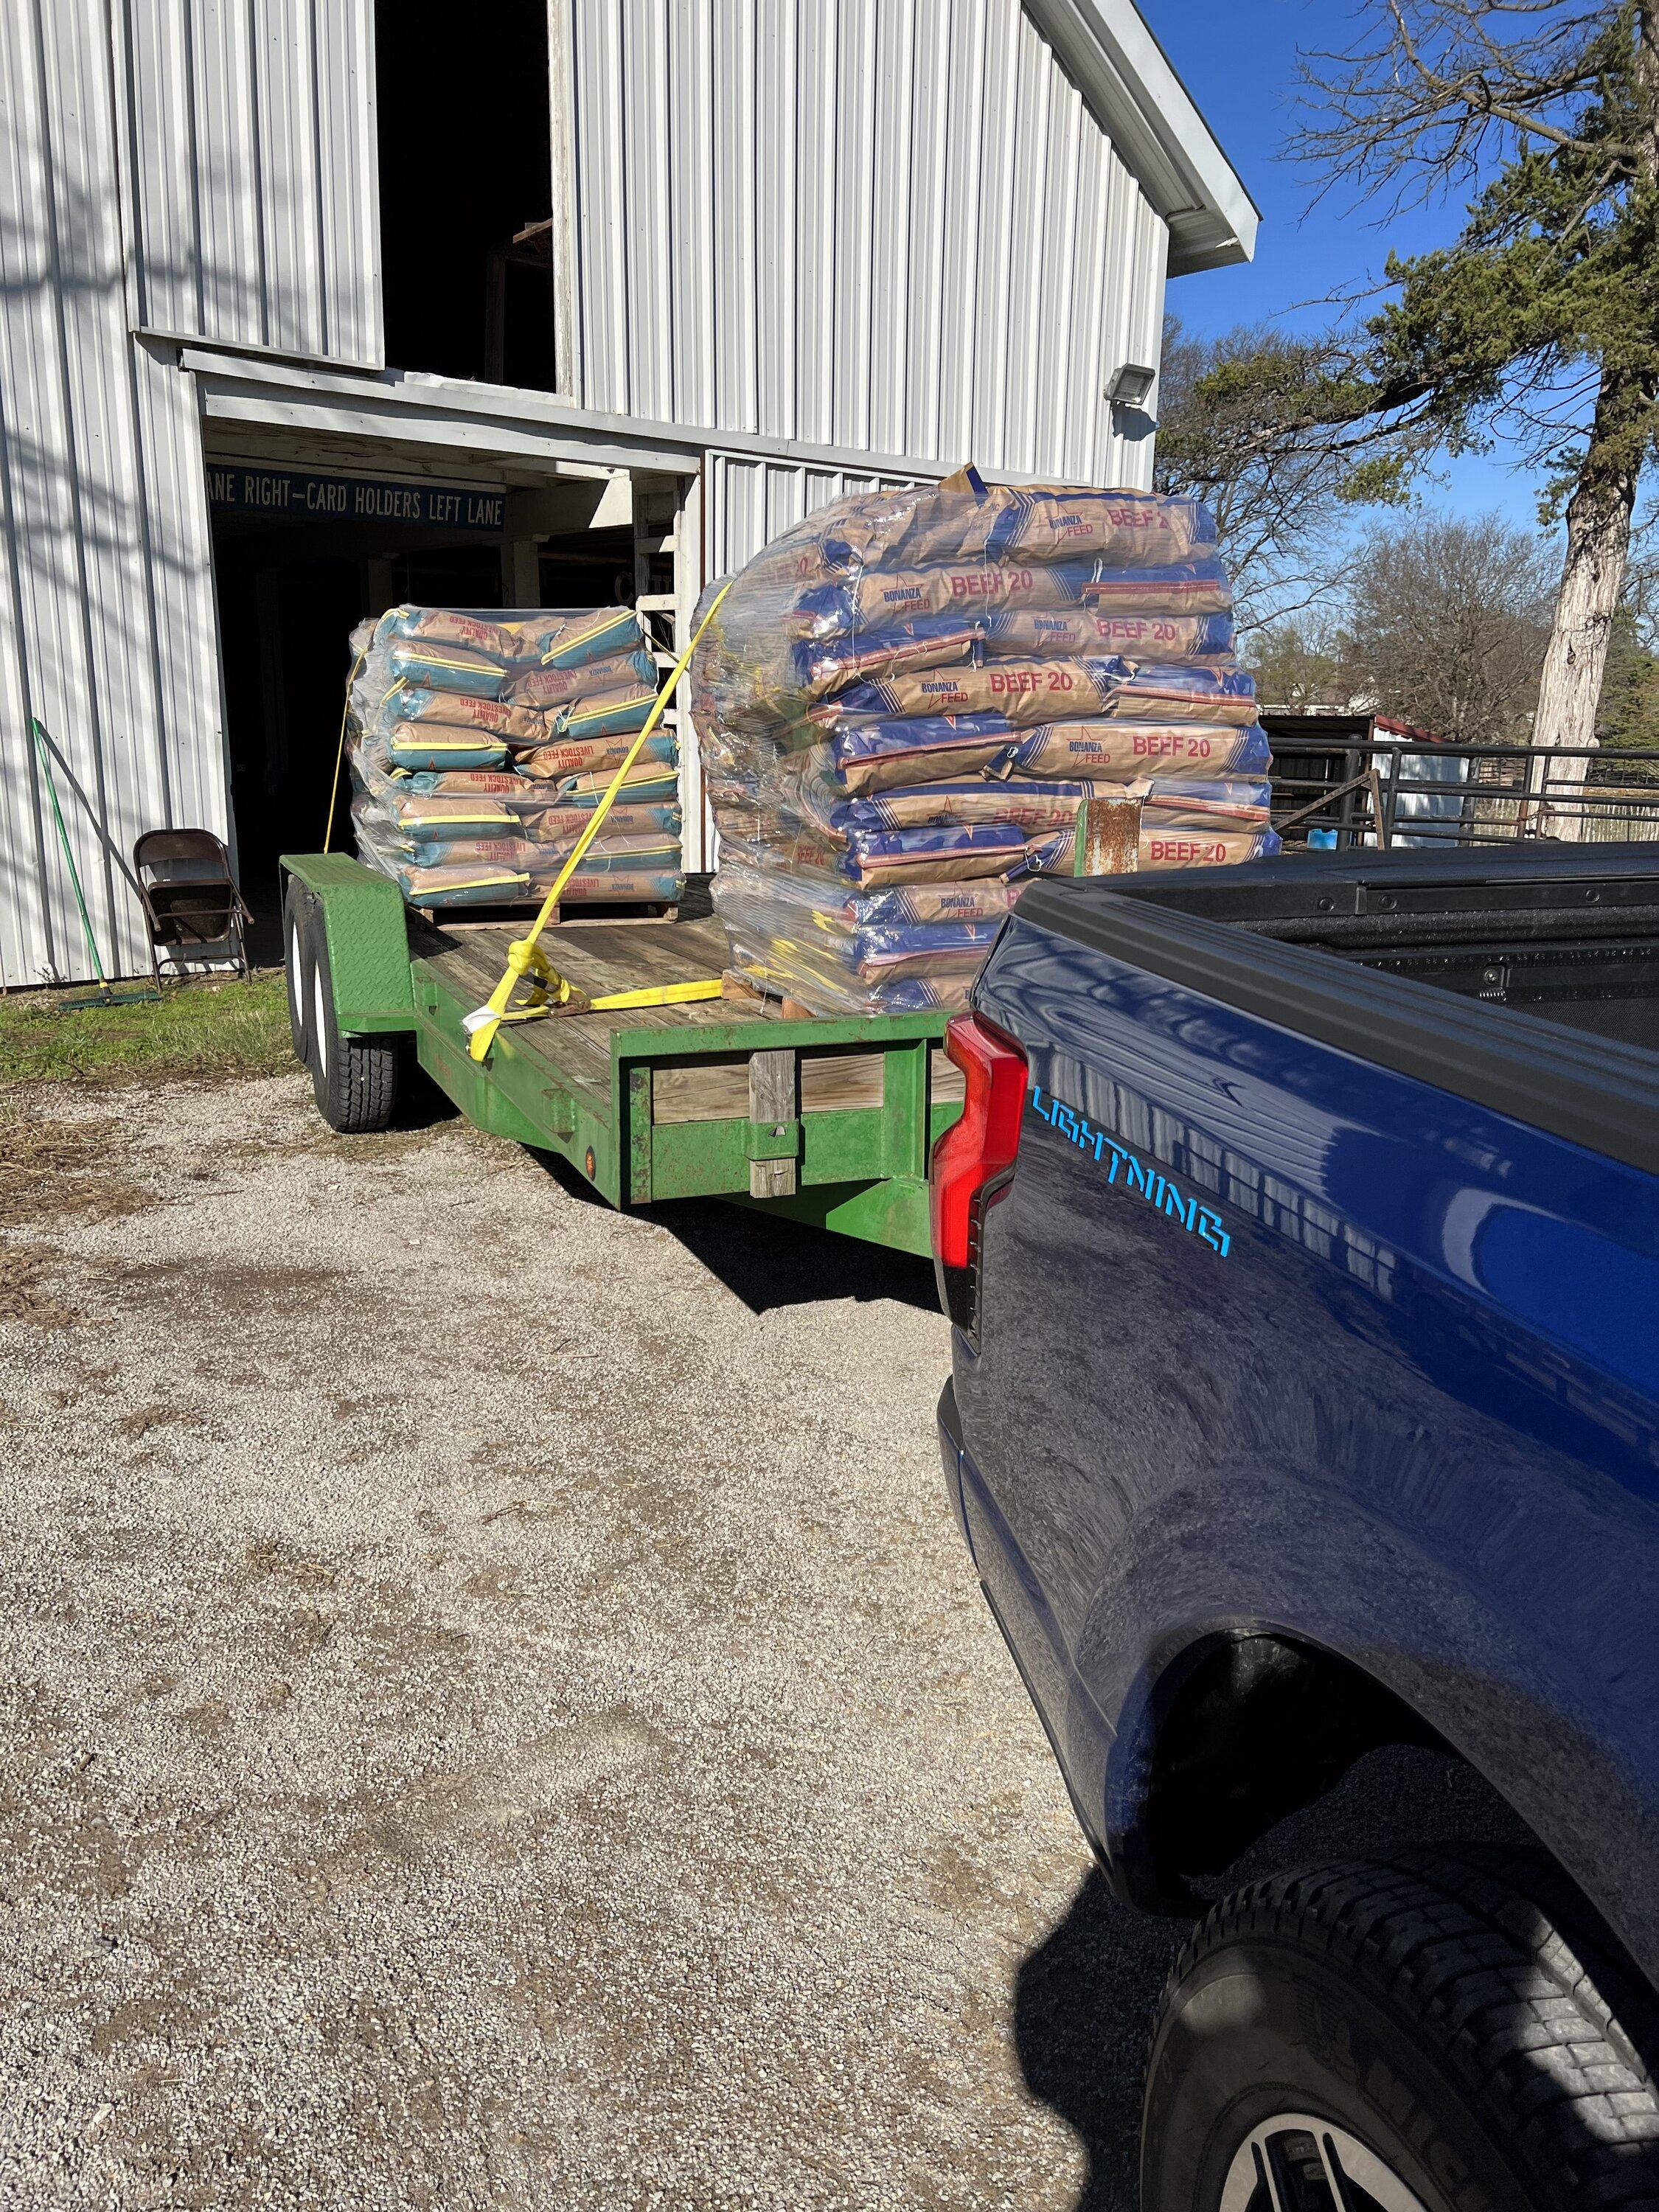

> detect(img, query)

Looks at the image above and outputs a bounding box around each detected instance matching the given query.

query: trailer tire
[299,898,397,1134]
[282,877,311,1067]
[1141,1851,1659,2211]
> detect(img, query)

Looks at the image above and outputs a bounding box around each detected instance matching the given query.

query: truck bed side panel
[961,913,1659,1981]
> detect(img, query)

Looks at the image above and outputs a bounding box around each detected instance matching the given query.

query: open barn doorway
[206,453,515,941]
[212,519,509,936]
[375,0,559,392]
[204,452,686,945]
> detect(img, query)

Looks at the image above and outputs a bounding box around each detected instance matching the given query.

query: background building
[0,0,1254,984]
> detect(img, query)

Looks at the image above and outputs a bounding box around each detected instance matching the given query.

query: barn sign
[206,465,505,532]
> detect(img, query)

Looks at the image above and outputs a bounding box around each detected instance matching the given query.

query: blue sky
[1137,0,1547,530]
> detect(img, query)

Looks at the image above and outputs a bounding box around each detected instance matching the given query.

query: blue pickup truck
[933,847,1659,2209]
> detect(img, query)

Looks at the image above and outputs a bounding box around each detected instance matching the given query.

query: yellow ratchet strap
[588,978,724,1012]
[322,645,370,852]
[462,583,731,1060]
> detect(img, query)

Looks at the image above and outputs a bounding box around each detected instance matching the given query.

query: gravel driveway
[0,1074,1186,2211]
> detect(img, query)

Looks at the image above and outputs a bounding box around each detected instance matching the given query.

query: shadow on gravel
[650,1196,942,1314]
[525,1147,941,1311]
[389,1051,462,1132]
[529,1147,622,1211]
[1014,1869,1186,2212]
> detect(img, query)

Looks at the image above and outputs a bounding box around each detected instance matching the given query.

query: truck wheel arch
[1109,1628,1484,1914]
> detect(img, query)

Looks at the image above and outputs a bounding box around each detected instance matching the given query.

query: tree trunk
[1534,4,1659,838]
[1533,372,1642,838]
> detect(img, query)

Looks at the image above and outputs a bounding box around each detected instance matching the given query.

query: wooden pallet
[718,967,818,1022]
[415,897,679,930]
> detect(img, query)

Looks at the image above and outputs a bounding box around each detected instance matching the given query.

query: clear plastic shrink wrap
[689,473,1278,1014]
[344,605,683,908]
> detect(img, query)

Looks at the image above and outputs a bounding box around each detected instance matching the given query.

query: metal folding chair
[131,829,253,985]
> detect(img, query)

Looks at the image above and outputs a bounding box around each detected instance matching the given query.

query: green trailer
[280,852,967,1256]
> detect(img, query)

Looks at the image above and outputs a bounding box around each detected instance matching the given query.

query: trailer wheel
[282,878,311,1066]
[298,898,397,1134]
[1141,1852,1659,2211]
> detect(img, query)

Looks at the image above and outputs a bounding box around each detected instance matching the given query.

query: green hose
[31,717,109,987]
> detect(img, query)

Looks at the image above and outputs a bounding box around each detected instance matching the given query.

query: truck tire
[298,897,397,1134]
[283,877,311,1066]
[1141,1852,1659,2211]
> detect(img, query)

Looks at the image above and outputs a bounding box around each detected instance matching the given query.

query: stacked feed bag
[688,473,1278,1014]
[345,605,682,908]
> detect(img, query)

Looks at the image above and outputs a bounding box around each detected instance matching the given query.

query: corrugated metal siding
[560,0,1169,486]
[686,450,928,867]
[115,0,382,369]
[0,0,226,988]
[703,451,928,579]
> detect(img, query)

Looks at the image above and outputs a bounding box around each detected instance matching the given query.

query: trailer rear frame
[282,852,964,1256]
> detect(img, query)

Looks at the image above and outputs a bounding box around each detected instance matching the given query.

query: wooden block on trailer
[1073,793,1142,877]
[721,969,768,1007]
[720,967,815,1023]
[748,1048,799,1198]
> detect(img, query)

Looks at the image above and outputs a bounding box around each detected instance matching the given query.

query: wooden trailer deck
[415,913,742,1105]
[413,913,964,1116]
[282,855,967,1250]
[331,897,964,1253]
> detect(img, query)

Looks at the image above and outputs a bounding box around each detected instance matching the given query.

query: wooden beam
[747,1049,799,1198]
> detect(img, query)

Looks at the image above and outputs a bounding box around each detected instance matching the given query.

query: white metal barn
[0,0,1254,984]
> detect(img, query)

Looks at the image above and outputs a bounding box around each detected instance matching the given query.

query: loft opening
[375,0,559,391]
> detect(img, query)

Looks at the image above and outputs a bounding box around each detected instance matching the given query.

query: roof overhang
[173,344,1051,483]
[1022,0,1259,274]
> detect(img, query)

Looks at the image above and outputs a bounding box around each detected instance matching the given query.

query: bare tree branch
[1153,316,1427,632]
[1293,0,1635,215]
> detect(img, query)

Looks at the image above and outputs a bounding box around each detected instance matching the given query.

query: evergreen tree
[1247,622,1352,708]
[1596,597,1659,748]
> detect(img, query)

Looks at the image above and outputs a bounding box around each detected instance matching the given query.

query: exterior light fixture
[1106,362,1157,409]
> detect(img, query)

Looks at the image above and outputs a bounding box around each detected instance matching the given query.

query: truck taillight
[931,1012,1028,1335]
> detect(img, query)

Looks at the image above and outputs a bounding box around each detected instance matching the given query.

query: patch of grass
[0,1116,151,1226]
[0,972,293,1087]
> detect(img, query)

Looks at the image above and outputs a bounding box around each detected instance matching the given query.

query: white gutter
[1022,0,1259,274]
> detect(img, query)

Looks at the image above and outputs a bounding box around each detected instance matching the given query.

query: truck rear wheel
[297,897,397,1134]
[1141,1853,1659,2211]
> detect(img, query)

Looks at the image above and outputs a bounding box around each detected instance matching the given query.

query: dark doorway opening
[375,0,557,390]
[538,525,640,610]
[212,518,506,934]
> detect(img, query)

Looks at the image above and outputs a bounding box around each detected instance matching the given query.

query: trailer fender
[279,853,415,1034]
